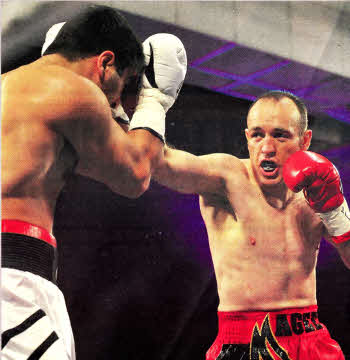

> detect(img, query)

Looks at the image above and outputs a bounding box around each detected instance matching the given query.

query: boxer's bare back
[2,62,78,231]
[2,55,145,232]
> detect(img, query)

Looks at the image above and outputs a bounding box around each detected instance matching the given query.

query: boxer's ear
[300,130,312,150]
[97,51,115,82]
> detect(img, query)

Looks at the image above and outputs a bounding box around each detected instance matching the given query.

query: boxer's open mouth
[260,160,277,172]
[260,160,278,174]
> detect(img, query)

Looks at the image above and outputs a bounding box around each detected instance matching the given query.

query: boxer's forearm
[153,146,200,193]
[107,129,163,197]
[77,129,163,198]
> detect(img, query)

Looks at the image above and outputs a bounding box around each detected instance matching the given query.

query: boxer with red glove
[283,150,350,244]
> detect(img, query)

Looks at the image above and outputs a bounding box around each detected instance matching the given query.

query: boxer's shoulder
[44,64,105,103]
[36,64,109,122]
[200,154,250,192]
[222,156,250,180]
[200,153,247,173]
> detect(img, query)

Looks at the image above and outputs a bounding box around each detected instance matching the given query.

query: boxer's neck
[37,54,98,82]
[260,183,295,209]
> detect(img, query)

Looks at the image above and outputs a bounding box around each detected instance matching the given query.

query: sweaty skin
[154,97,349,311]
[2,55,162,232]
[200,160,322,311]
[2,64,75,231]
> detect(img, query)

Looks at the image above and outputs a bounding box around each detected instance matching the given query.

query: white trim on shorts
[1,268,75,360]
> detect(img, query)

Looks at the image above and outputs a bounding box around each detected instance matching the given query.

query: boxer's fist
[130,33,187,142]
[283,151,350,244]
[142,33,187,112]
[283,150,344,213]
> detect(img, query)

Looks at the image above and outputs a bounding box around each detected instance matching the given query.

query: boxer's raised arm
[47,77,163,198]
[153,146,242,196]
[52,32,187,198]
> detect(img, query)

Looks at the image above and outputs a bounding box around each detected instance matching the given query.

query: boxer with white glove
[283,151,350,245]
[3,7,188,360]
[129,33,187,142]
[42,24,187,142]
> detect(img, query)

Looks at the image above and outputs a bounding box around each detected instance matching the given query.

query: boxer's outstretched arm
[153,146,242,196]
[49,77,163,198]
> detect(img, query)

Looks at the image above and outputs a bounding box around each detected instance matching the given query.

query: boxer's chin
[256,168,283,187]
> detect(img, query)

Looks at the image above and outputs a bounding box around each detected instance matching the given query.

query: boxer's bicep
[49,83,161,197]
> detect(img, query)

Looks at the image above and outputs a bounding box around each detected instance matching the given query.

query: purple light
[192,66,242,81]
[216,60,291,91]
[190,44,349,124]
[189,42,237,67]
[194,60,291,93]
[242,59,291,81]
[321,144,350,159]
[213,88,257,101]
[325,108,350,124]
[293,83,327,98]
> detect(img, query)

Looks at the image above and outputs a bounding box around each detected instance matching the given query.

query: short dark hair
[248,90,308,135]
[43,5,145,76]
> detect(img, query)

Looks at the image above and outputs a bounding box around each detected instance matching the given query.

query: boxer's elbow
[106,174,150,198]
[120,161,152,198]
[127,144,161,197]
[126,170,151,198]
[109,142,159,197]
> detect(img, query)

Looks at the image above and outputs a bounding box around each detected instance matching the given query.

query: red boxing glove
[283,151,350,244]
[283,151,343,212]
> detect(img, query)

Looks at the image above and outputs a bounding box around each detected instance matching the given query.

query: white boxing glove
[111,105,129,125]
[129,33,187,142]
[142,33,187,106]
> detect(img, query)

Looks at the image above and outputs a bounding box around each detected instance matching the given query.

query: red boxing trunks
[206,306,344,360]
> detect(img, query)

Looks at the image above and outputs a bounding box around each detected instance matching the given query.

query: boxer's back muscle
[2,64,78,231]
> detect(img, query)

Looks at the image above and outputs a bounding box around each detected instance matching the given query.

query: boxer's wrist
[111,105,130,125]
[317,198,350,244]
[129,90,166,142]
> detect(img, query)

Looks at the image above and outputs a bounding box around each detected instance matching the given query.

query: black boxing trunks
[1,219,76,360]
[206,306,344,360]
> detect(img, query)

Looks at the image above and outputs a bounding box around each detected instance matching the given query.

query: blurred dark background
[2,2,350,359]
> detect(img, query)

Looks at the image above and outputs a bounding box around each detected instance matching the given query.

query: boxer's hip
[2,219,58,283]
[207,306,344,360]
[1,220,75,359]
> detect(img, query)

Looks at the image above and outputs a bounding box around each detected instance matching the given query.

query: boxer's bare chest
[200,182,324,309]
[201,185,323,259]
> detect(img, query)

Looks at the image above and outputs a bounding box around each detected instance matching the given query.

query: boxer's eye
[273,130,291,139]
